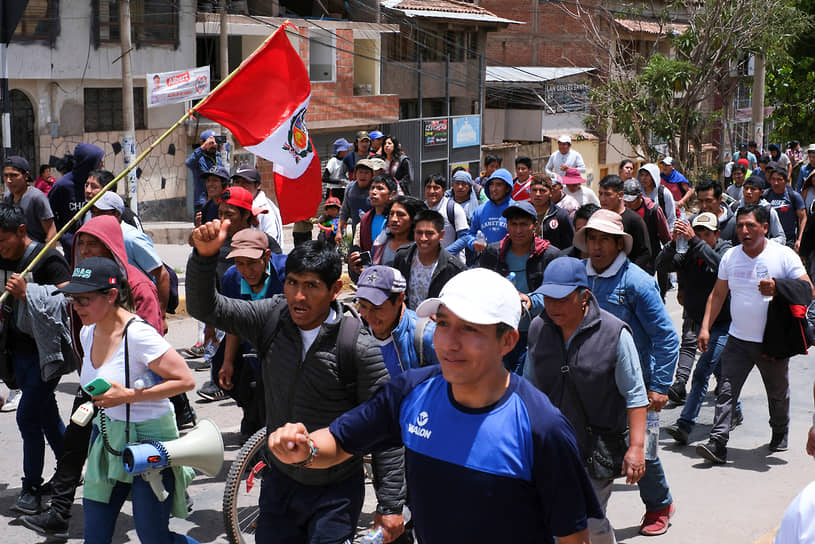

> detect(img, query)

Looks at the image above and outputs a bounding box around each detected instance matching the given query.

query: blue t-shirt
[330,366,602,544]
[371,214,387,242]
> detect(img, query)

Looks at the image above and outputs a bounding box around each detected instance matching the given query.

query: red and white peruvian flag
[194,23,321,224]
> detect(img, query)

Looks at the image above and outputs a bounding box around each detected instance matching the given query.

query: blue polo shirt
[330,366,601,544]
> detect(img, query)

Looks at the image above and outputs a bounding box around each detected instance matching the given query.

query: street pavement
[0,236,812,542]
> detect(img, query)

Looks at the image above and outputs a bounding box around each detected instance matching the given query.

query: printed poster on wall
[147,67,211,108]
[424,119,448,147]
[452,116,481,148]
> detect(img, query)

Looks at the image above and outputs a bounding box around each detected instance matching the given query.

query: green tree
[574,0,811,172]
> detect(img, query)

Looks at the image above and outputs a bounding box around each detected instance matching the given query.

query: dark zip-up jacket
[186,251,406,512]
[478,235,560,291]
[393,244,465,305]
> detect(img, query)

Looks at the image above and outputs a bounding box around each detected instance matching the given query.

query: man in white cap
[573,209,679,536]
[267,268,602,544]
[659,157,693,214]
[545,134,586,178]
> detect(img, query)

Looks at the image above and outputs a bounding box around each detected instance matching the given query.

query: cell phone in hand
[83,377,112,396]
[359,251,372,266]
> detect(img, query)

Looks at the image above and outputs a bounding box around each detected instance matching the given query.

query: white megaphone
[122,418,224,501]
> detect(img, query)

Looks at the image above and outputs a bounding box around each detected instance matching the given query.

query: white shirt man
[545,135,587,178]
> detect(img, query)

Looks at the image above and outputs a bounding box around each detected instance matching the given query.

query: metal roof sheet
[381,0,522,24]
[486,66,594,83]
[614,18,688,35]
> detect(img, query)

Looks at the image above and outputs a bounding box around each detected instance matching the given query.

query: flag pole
[0,27,287,305]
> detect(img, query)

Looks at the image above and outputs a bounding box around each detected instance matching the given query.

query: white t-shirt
[80,320,172,422]
[775,480,815,544]
[428,196,469,249]
[407,254,437,310]
[564,185,600,207]
[254,190,284,247]
[718,241,806,342]
[299,308,337,359]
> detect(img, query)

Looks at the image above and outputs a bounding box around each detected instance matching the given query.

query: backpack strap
[413,316,430,367]
[446,198,456,228]
[336,304,363,403]
[657,185,666,215]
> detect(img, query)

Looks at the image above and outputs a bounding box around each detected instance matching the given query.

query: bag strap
[560,365,591,432]
[100,316,139,456]
[446,198,456,228]
[414,316,430,367]
[336,304,363,402]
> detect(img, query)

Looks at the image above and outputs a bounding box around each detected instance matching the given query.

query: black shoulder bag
[562,366,628,480]
[99,317,139,456]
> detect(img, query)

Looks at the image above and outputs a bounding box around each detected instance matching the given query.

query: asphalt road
[0,251,812,542]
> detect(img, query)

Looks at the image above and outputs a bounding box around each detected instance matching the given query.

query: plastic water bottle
[476,229,486,247]
[133,370,163,390]
[645,410,659,461]
[755,263,773,302]
[675,220,689,254]
[358,527,384,544]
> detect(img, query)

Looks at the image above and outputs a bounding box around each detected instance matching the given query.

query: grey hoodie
[639,163,677,228]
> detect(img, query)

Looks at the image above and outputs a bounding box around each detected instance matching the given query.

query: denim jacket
[585,253,679,393]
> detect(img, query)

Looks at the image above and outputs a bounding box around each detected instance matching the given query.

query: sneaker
[189,359,211,372]
[769,431,789,452]
[185,342,205,358]
[696,439,727,464]
[730,410,744,431]
[20,508,69,539]
[667,381,686,405]
[196,380,225,402]
[11,488,41,515]
[665,423,689,445]
[176,406,197,428]
[640,503,676,536]
[1,389,21,412]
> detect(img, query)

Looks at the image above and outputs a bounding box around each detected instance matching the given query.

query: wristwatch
[291,438,319,468]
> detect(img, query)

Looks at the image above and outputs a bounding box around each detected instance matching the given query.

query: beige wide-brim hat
[573,209,634,255]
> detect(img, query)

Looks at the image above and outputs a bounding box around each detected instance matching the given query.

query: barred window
[93,0,178,47]
[84,88,146,132]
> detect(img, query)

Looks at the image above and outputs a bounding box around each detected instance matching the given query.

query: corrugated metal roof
[381,0,522,24]
[486,66,594,83]
[614,18,688,35]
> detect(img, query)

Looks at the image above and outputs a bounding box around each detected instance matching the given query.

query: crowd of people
[2,131,815,543]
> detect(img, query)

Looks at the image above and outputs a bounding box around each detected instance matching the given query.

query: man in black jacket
[598,174,652,272]
[393,209,464,311]
[479,201,561,373]
[656,212,739,445]
[187,224,407,543]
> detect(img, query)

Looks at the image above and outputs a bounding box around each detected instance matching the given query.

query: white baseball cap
[416,268,521,329]
[557,134,572,144]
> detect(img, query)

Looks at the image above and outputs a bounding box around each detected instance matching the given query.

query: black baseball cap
[55,257,123,294]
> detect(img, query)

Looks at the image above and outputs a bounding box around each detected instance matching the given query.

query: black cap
[231,164,261,185]
[3,156,31,174]
[55,257,122,294]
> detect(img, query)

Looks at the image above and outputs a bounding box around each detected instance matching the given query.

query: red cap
[325,196,341,208]
[737,158,749,166]
[220,186,268,216]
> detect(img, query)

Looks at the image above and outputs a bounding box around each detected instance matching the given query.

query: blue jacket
[461,194,514,251]
[389,307,439,371]
[49,143,105,253]
[185,146,223,206]
[585,256,679,393]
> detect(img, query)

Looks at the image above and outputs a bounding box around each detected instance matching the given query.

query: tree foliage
[766,0,815,144]
[567,0,812,171]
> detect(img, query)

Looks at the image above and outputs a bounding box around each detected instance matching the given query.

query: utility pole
[751,54,765,153]
[120,0,138,214]
[219,0,229,163]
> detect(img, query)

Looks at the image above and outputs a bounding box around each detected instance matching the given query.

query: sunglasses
[64,292,106,307]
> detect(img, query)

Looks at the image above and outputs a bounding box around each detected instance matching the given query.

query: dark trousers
[710,335,790,445]
[674,317,700,385]
[50,389,93,517]
[256,462,364,544]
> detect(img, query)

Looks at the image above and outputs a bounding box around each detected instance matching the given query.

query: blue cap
[200,129,217,141]
[369,130,384,140]
[534,257,589,299]
[333,138,352,155]
[502,201,537,221]
[356,266,406,306]
[485,168,513,189]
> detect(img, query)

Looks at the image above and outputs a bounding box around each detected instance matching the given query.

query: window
[14,0,59,44]
[93,0,179,47]
[309,28,335,82]
[84,88,146,132]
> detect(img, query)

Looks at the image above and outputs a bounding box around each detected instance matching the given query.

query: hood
[71,143,105,186]
[484,176,512,196]
[73,215,128,273]
[498,234,550,260]
[639,163,661,189]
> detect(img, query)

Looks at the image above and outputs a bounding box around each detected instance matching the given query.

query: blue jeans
[13,351,65,489]
[637,458,673,512]
[83,468,199,544]
[677,323,733,429]
[255,462,364,544]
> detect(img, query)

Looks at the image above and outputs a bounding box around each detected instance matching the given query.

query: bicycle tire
[223,427,268,544]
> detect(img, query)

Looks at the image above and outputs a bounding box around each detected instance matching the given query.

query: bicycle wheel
[223,427,268,544]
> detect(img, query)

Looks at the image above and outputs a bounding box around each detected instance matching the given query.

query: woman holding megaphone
[55,256,199,543]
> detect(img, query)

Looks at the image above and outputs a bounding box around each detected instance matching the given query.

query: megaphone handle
[142,470,170,502]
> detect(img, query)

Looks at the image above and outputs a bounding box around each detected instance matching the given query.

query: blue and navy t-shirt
[329,366,601,543]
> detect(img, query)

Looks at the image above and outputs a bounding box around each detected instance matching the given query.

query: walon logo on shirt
[408,411,432,439]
